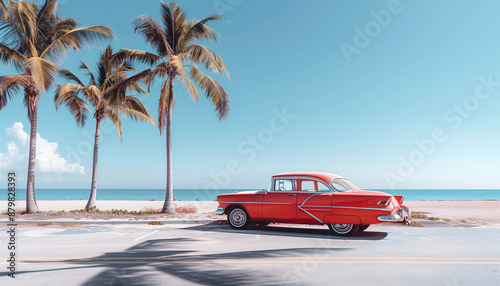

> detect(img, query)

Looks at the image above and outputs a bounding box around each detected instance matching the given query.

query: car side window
[274,179,297,192]
[301,180,316,192]
[318,181,331,192]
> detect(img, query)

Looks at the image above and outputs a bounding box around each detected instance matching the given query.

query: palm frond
[181,44,229,79]
[0,74,33,110]
[182,16,222,44]
[84,85,103,107]
[160,1,185,52]
[133,15,173,57]
[104,68,151,105]
[121,107,157,126]
[169,54,198,101]
[59,69,85,86]
[123,95,153,118]
[25,56,58,91]
[79,61,96,85]
[0,43,27,71]
[104,107,123,140]
[36,0,57,25]
[157,79,172,132]
[16,1,38,47]
[54,86,90,127]
[189,67,230,120]
[111,49,161,67]
[40,26,114,59]
[0,0,7,15]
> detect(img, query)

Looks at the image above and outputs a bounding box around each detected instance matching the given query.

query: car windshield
[264,180,272,191]
[331,178,359,192]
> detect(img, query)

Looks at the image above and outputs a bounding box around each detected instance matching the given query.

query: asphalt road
[0,223,499,285]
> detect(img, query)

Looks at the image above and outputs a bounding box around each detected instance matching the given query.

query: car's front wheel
[228,207,251,229]
[328,224,359,236]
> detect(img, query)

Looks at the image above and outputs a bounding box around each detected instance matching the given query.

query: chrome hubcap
[229,209,246,227]
[331,224,353,234]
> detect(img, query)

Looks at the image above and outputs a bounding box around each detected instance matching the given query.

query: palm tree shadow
[75,225,384,285]
[23,235,355,285]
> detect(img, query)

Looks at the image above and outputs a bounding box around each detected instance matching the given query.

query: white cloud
[6,122,28,145]
[0,141,20,168]
[0,122,85,174]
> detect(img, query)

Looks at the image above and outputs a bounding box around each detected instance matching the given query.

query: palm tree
[0,0,113,212]
[55,46,157,210]
[133,1,231,213]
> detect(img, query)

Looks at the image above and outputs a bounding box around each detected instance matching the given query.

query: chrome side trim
[302,193,319,205]
[297,193,324,224]
[298,205,330,208]
[332,206,391,211]
[298,205,324,224]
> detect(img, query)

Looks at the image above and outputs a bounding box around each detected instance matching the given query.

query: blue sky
[1,0,500,190]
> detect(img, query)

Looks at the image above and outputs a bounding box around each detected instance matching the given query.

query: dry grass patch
[36,222,53,226]
[142,207,162,213]
[148,221,164,225]
[175,205,197,214]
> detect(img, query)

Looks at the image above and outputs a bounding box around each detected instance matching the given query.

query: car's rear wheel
[358,224,370,232]
[228,207,251,229]
[328,224,359,236]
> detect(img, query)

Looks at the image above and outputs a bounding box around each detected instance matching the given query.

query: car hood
[234,190,260,194]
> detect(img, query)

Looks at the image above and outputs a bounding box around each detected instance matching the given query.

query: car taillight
[378,196,393,206]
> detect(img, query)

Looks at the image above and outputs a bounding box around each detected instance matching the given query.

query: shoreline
[1,200,499,226]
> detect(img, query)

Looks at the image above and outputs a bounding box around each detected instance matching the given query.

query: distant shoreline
[2,188,500,201]
[1,200,499,226]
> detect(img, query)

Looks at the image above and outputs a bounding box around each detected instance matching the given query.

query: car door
[262,178,298,222]
[296,179,332,224]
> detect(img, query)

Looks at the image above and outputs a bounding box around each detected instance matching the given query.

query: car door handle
[288,194,296,196]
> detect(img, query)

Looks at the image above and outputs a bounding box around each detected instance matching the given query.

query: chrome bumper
[378,207,411,222]
[215,207,224,215]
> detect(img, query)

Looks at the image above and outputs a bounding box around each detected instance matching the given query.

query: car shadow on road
[186,223,388,241]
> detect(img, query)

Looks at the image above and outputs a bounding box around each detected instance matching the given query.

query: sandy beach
[1,200,499,226]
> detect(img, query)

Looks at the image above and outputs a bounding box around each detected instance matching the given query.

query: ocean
[2,188,500,201]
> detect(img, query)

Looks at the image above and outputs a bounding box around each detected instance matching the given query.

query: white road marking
[420,236,432,241]
[133,230,159,241]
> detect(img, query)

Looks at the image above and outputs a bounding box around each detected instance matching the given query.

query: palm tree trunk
[162,79,175,213]
[26,102,40,213]
[85,118,101,210]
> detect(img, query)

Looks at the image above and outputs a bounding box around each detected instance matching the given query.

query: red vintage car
[215,172,411,236]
